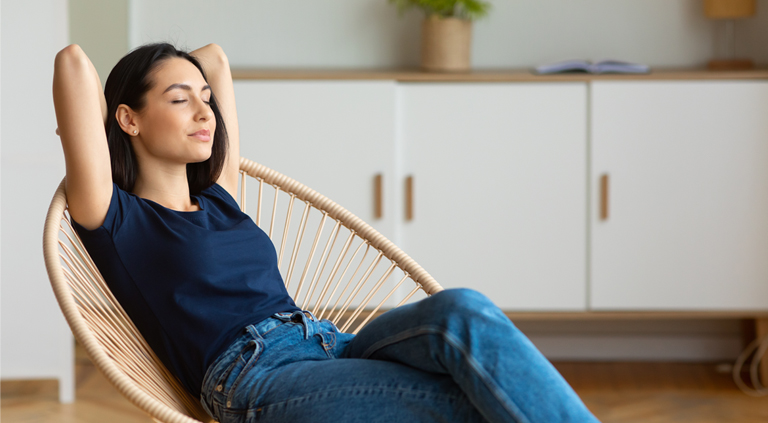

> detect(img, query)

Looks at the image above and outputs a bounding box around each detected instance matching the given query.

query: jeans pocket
[225,338,263,407]
[213,339,261,403]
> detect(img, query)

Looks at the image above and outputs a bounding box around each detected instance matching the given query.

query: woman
[53,42,599,423]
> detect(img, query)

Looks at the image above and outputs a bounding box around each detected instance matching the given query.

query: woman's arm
[53,44,112,230]
[190,44,240,199]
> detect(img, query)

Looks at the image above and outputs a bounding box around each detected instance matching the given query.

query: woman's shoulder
[201,182,240,209]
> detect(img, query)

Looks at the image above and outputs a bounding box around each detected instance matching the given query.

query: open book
[534,59,650,75]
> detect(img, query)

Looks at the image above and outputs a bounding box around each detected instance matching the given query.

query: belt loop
[291,311,314,322]
[245,324,262,340]
[291,310,317,339]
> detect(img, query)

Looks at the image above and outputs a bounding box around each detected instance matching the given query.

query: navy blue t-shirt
[71,182,299,398]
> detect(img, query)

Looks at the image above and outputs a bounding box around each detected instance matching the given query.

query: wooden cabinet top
[231,68,768,82]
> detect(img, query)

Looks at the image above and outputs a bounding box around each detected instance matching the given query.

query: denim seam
[360,325,532,423]
[243,384,467,417]
[317,331,337,358]
[207,336,257,392]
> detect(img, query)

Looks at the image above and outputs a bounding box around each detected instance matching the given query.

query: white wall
[0,0,74,403]
[128,0,768,69]
[69,0,128,86]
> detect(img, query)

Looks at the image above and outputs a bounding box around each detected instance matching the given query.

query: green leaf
[387,0,492,20]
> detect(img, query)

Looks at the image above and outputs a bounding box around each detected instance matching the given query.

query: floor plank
[555,362,768,423]
[1,344,153,423]
[2,343,767,422]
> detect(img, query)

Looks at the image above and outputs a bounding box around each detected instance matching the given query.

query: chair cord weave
[43,158,442,423]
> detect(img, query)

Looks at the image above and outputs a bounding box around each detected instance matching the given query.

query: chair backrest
[43,157,441,423]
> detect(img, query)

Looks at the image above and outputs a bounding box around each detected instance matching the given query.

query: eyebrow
[163,83,211,94]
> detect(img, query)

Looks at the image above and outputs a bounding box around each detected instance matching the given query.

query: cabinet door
[400,83,588,310]
[234,81,396,240]
[591,81,768,310]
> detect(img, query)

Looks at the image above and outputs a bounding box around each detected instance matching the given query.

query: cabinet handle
[374,173,383,219]
[405,175,414,221]
[600,174,609,221]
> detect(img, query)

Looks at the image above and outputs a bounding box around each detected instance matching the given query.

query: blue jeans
[200,288,600,423]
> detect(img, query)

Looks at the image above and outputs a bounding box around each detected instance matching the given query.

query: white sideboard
[399,83,587,310]
[232,75,768,313]
[234,80,398,242]
[591,80,768,310]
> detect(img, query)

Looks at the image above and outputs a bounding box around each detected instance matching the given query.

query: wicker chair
[43,157,443,423]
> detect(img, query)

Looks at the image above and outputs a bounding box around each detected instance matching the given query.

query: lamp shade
[704,0,756,19]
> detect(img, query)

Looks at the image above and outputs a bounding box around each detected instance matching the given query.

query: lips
[189,129,211,142]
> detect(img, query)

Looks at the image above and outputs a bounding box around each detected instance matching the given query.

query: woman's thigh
[338,289,600,423]
[214,356,486,423]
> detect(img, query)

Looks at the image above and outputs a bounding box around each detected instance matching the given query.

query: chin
[190,155,212,164]
[191,149,214,164]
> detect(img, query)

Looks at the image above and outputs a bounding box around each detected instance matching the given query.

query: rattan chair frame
[43,157,442,423]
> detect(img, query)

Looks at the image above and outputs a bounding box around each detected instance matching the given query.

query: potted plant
[388,0,492,72]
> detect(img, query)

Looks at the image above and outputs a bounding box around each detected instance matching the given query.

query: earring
[133,130,138,135]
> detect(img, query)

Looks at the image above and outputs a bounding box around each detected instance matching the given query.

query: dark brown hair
[103,42,228,194]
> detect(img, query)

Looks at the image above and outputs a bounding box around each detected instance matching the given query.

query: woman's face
[131,57,216,165]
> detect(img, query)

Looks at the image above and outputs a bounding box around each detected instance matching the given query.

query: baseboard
[516,319,744,361]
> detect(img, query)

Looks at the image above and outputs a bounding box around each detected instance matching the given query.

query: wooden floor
[554,362,768,423]
[2,342,767,423]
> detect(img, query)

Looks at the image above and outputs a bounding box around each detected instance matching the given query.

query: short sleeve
[202,183,239,209]
[71,183,137,238]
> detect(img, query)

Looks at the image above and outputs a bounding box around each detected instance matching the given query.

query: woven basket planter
[420,15,472,72]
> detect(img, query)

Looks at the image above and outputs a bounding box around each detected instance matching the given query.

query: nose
[196,97,214,121]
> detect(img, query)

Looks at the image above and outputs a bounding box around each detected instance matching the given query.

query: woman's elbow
[201,43,230,67]
[54,44,88,72]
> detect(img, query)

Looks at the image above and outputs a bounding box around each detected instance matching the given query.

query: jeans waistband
[201,310,319,407]
[248,310,317,339]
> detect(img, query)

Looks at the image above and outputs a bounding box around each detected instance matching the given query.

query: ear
[116,104,140,136]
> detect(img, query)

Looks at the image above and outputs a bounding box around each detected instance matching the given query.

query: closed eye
[172,99,210,105]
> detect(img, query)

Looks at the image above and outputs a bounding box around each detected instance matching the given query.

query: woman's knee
[420,289,522,343]
[427,288,500,319]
